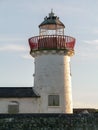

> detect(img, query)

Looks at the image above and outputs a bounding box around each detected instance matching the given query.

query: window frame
[48,94,60,107]
[8,101,19,114]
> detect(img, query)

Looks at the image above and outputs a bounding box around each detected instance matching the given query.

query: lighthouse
[29,11,76,113]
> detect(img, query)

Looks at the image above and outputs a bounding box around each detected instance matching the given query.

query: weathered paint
[34,54,73,113]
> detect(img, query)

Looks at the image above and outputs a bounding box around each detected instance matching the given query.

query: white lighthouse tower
[29,11,76,113]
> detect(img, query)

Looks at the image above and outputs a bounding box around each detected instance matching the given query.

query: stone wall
[0,113,98,129]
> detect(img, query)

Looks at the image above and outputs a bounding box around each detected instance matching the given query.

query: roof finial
[51,8,53,13]
[49,9,54,17]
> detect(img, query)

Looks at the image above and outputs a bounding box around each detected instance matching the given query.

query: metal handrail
[29,35,75,50]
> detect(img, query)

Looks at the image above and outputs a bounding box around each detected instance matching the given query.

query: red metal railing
[29,35,75,51]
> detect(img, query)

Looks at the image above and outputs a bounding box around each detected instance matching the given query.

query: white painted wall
[34,54,73,113]
[0,98,39,113]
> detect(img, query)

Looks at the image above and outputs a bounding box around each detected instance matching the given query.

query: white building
[0,11,75,114]
[29,11,76,114]
[0,87,40,113]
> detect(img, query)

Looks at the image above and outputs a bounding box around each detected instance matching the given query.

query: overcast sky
[0,0,98,108]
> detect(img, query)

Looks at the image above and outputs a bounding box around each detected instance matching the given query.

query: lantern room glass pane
[40,29,64,35]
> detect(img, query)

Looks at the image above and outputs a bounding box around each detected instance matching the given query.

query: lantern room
[39,10,65,35]
[29,11,76,57]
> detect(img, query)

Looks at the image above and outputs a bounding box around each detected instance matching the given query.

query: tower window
[8,101,19,114]
[48,95,59,106]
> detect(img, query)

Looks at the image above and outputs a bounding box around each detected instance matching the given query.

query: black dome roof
[39,11,65,29]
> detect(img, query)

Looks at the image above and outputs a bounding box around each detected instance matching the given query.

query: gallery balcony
[29,35,75,57]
